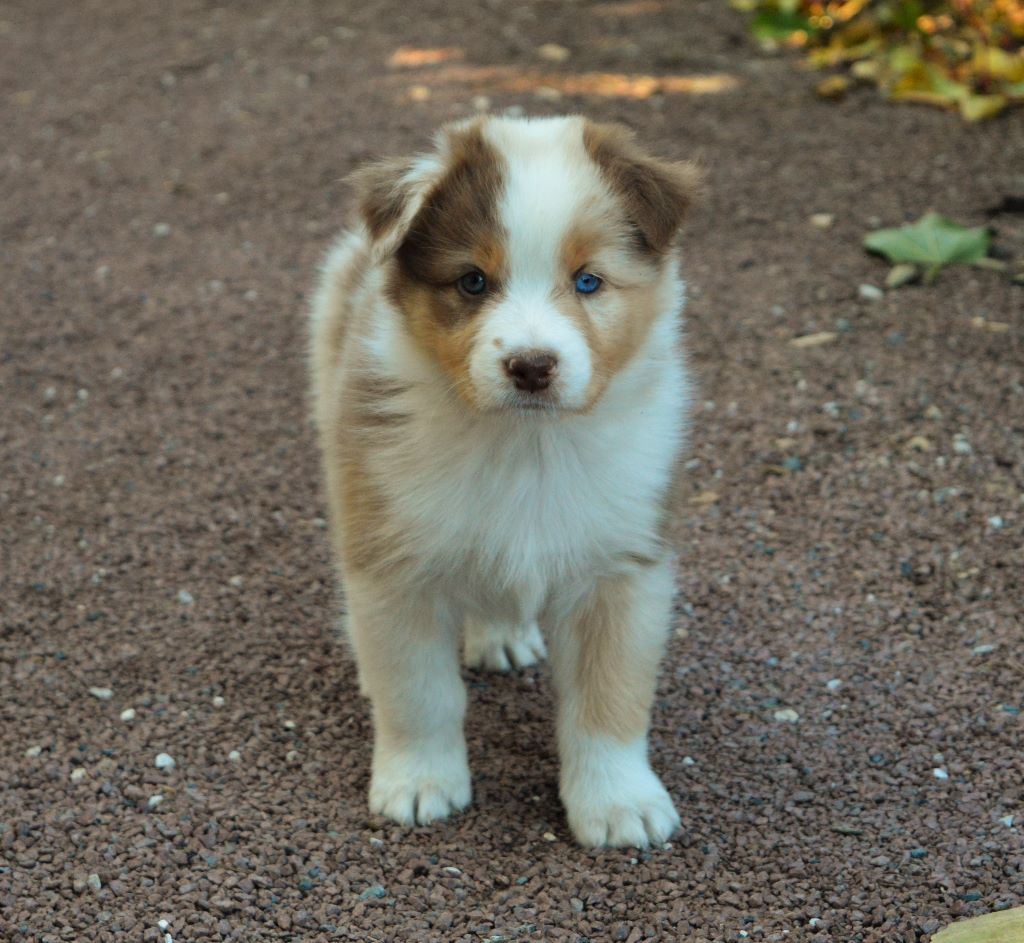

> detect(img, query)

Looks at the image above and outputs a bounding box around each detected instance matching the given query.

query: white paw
[369,747,471,826]
[561,737,680,848]
[464,619,547,672]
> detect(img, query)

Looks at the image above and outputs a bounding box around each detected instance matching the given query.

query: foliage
[864,212,991,281]
[733,0,1024,119]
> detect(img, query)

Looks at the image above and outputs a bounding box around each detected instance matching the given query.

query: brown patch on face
[386,121,508,407]
[582,120,701,254]
[567,572,663,742]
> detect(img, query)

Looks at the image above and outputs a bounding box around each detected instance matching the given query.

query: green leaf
[864,213,991,279]
[751,9,812,40]
[932,906,1024,943]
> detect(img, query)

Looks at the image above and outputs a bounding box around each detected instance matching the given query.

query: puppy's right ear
[347,157,435,258]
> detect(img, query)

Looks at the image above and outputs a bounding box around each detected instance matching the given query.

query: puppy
[309,115,698,848]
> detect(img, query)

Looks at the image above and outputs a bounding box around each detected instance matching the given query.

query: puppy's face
[352,116,698,413]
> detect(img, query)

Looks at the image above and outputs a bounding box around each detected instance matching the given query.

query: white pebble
[988,516,1004,530]
[228,750,241,763]
[147,794,164,809]
[774,708,800,723]
[157,919,170,931]
[120,707,137,721]
[285,749,299,763]
[70,767,87,782]
[154,752,176,770]
[87,873,102,891]
[212,695,225,708]
[682,756,696,766]
[44,386,57,402]
[809,917,824,928]
[25,745,43,758]
[972,643,997,655]
[228,575,244,587]
[542,831,557,842]
[243,289,259,301]
[953,433,972,455]
[153,222,172,237]
[443,866,461,875]
[88,686,113,700]
[1000,815,1014,827]
[177,589,194,605]
[858,283,884,301]
[53,474,66,486]
[76,388,89,401]
[368,836,384,847]
[932,767,949,780]
[283,719,296,729]
[165,934,173,943]
[826,678,842,691]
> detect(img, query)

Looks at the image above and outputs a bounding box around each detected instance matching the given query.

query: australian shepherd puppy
[309,115,699,848]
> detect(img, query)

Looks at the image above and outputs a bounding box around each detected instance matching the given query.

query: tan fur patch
[569,573,662,742]
[582,120,701,253]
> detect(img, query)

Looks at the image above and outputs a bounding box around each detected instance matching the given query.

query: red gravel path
[2,1,1023,941]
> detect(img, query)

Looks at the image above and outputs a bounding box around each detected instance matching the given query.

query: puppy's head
[350,116,700,413]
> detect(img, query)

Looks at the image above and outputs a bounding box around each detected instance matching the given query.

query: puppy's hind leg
[463,617,547,672]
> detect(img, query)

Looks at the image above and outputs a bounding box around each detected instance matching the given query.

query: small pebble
[952,433,972,455]
[87,873,102,891]
[70,767,87,782]
[147,794,164,809]
[212,695,225,708]
[774,708,800,723]
[536,42,571,62]
[25,745,43,757]
[809,213,834,229]
[910,847,928,859]
[369,836,385,847]
[283,719,296,729]
[88,686,113,700]
[358,885,387,900]
[972,643,997,655]
[809,917,824,928]
[988,516,1004,530]
[152,222,172,237]
[999,815,1014,827]
[285,750,299,763]
[826,678,842,691]
[932,768,949,780]
[442,866,461,875]
[120,707,136,721]
[682,756,696,766]
[157,919,169,931]
[228,575,244,587]
[154,752,176,770]
[227,750,241,763]
[76,388,89,401]
[858,283,884,301]
[177,589,194,605]
[43,386,57,403]
[542,831,557,842]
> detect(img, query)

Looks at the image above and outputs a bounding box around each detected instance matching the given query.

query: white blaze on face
[468,118,605,411]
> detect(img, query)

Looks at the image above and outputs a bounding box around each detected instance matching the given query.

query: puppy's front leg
[345,575,470,826]
[550,561,680,848]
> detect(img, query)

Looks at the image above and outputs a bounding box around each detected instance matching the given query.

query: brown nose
[504,352,558,393]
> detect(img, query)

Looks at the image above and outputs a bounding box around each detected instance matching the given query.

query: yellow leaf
[816,75,850,99]
[960,94,1007,121]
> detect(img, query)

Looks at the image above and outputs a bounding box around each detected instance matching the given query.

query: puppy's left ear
[346,157,436,257]
[583,121,703,253]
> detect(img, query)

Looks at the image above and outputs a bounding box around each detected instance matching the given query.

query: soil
[2,1,1023,941]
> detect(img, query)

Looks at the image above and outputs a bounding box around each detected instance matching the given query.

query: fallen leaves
[864,212,991,282]
[735,0,1024,119]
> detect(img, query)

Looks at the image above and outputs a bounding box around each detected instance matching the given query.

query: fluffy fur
[309,115,698,848]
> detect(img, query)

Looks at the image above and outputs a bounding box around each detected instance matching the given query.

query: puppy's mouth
[499,392,563,414]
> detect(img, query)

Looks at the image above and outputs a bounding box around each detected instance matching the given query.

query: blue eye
[575,272,602,295]
[458,271,487,296]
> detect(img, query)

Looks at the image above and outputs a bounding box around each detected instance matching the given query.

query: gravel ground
[2,1,1023,941]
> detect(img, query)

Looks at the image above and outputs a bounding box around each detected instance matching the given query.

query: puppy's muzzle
[504,351,558,393]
